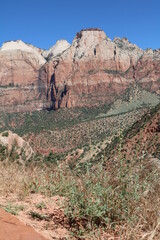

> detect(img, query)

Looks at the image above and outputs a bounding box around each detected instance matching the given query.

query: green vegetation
[0,104,147,153]
[0,144,7,161]
[2,131,8,137]
[4,203,24,215]
[62,159,159,238]
[0,141,25,163]
[0,101,159,238]
[0,83,19,88]
[106,85,160,117]
[0,104,109,135]
[104,69,119,74]
[43,152,67,164]
[36,201,47,210]
[0,81,159,238]
[0,152,159,239]
[29,211,49,221]
[123,102,160,139]
[0,85,159,154]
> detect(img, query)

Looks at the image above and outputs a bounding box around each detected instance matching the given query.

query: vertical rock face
[45,30,159,109]
[0,30,159,112]
[134,49,160,94]
[45,29,144,109]
[0,40,47,112]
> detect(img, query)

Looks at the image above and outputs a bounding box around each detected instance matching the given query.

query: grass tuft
[0,154,159,239]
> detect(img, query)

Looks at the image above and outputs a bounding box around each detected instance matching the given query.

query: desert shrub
[57,158,159,238]
[4,203,24,215]
[43,152,65,164]
[0,144,6,161]
[8,83,14,87]
[2,131,8,137]
[64,160,141,226]
[0,150,159,239]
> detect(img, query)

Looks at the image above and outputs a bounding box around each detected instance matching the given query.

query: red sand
[0,208,47,240]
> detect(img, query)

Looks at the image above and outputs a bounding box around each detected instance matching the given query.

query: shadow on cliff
[38,65,56,111]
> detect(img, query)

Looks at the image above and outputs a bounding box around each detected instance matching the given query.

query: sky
[0,0,160,50]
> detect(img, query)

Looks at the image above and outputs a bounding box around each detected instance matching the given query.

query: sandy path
[0,208,48,240]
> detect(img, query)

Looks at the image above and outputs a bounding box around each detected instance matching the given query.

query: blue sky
[0,0,160,50]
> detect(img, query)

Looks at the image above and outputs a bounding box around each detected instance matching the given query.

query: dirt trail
[0,208,47,240]
[0,194,70,240]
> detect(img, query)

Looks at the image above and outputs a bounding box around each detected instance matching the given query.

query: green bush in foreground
[44,154,159,238]
[64,161,145,227]
[0,154,159,239]
[2,131,8,137]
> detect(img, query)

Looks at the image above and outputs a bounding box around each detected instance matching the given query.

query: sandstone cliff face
[45,29,159,109]
[0,30,159,112]
[0,40,47,112]
[133,49,160,94]
[42,40,70,60]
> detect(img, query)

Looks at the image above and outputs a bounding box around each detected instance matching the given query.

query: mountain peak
[74,28,106,41]
[1,40,29,51]
[0,40,46,65]
[43,40,70,60]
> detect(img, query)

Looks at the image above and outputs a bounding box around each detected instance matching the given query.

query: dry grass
[0,156,159,239]
[0,161,50,197]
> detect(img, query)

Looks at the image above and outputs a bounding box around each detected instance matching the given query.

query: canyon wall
[0,29,159,112]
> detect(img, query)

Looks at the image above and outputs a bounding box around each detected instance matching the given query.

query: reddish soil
[0,194,120,239]
[0,208,47,240]
[0,194,70,240]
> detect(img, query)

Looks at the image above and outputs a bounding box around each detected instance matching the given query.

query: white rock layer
[43,40,70,59]
[1,40,46,65]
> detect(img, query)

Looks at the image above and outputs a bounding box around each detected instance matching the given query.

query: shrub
[2,131,8,137]
[8,83,14,87]
[53,157,160,238]
[0,147,159,239]
[0,144,6,161]
[4,203,24,215]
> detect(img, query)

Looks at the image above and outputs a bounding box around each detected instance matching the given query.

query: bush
[0,144,6,161]
[2,131,9,137]
[64,160,142,227]
[8,82,14,87]
[0,149,159,239]
[55,157,160,238]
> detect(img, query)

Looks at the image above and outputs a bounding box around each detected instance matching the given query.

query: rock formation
[0,29,159,112]
[0,131,34,161]
[0,40,47,112]
[42,39,70,60]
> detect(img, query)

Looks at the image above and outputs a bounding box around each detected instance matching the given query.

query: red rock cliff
[44,29,159,109]
[0,30,159,112]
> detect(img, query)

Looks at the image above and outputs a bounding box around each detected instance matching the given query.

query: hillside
[0,103,148,154]
[0,104,159,239]
[0,29,160,239]
[102,103,160,162]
